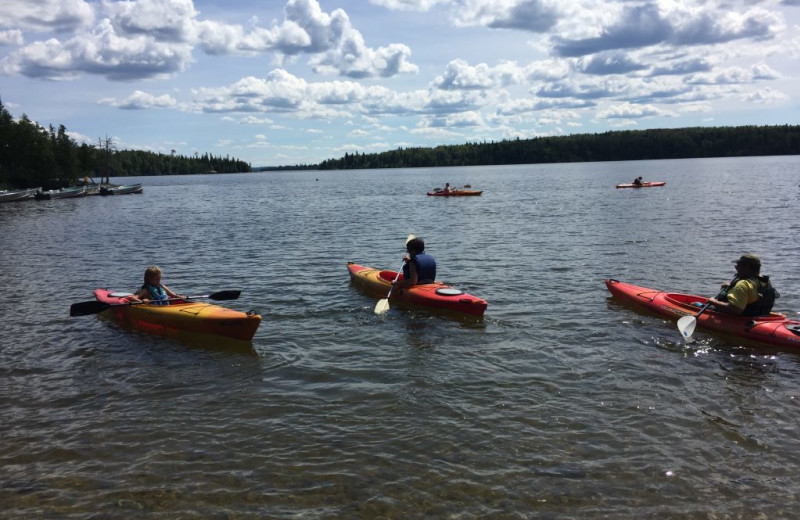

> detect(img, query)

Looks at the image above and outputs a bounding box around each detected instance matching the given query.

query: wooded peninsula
[1,99,251,190]
[2,95,799,190]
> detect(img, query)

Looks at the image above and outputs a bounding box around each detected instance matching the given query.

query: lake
[1,156,799,519]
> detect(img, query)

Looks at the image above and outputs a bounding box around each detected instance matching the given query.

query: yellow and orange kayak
[94,289,261,341]
[347,262,487,316]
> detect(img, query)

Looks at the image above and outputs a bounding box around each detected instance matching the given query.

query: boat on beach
[34,186,88,200]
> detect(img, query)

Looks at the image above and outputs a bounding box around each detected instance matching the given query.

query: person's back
[396,237,436,287]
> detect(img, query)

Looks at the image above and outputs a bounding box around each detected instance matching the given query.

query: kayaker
[443,183,452,193]
[129,266,184,305]
[707,253,779,316]
[393,237,436,288]
[633,176,643,185]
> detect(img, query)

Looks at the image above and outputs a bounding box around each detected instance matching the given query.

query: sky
[1,0,799,167]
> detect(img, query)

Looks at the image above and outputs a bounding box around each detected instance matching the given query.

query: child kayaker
[393,237,437,288]
[129,266,184,305]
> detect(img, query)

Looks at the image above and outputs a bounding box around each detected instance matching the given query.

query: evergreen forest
[0,99,251,190]
[318,125,800,170]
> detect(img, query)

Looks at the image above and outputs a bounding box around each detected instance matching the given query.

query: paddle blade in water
[374,298,390,315]
[677,315,697,338]
[69,300,111,317]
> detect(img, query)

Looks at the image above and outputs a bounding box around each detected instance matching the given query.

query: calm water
[2,156,799,519]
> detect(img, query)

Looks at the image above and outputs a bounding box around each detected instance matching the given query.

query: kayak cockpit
[379,270,404,282]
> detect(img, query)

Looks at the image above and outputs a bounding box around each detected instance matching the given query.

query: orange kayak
[347,262,487,316]
[615,181,665,188]
[94,289,261,341]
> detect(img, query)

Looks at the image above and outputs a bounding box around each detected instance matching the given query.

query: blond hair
[143,266,163,286]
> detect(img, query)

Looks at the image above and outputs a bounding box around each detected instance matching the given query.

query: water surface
[2,156,799,518]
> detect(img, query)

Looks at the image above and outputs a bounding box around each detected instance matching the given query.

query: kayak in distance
[347,262,488,317]
[615,181,666,189]
[427,189,483,196]
[92,289,262,341]
[605,279,800,349]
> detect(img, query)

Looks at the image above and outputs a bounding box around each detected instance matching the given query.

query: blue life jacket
[145,283,169,306]
[403,253,436,284]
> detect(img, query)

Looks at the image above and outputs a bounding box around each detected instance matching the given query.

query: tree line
[318,125,800,170]
[0,98,251,190]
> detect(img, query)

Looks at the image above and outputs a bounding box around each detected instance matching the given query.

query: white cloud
[0,0,94,33]
[2,0,418,81]
[453,0,561,33]
[105,0,199,42]
[0,30,24,47]
[2,19,193,80]
[743,87,788,103]
[99,90,178,109]
[427,110,485,128]
[553,3,782,57]
[598,102,675,119]
[433,59,498,90]
[368,0,448,10]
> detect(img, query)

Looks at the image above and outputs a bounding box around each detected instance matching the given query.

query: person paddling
[633,176,643,185]
[392,237,436,289]
[707,253,779,316]
[129,266,184,305]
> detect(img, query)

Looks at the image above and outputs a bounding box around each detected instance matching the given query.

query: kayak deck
[347,262,487,316]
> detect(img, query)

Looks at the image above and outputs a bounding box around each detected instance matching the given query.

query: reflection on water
[2,156,800,518]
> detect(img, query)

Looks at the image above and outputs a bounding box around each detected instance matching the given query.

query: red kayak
[605,279,800,349]
[427,189,482,196]
[615,181,665,189]
[348,262,487,316]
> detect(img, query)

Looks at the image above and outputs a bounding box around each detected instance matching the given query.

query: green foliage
[0,98,251,190]
[318,125,800,170]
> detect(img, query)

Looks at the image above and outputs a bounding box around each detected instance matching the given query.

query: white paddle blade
[677,315,697,338]
[374,298,390,315]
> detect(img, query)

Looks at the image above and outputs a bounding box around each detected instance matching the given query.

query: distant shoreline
[314,124,800,171]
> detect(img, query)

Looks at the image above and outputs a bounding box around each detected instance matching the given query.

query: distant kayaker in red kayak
[633,176,643,185]
[129,266,184,305]
[707,253,779,316]
[443,183,452,193]
[393,237,437,288]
